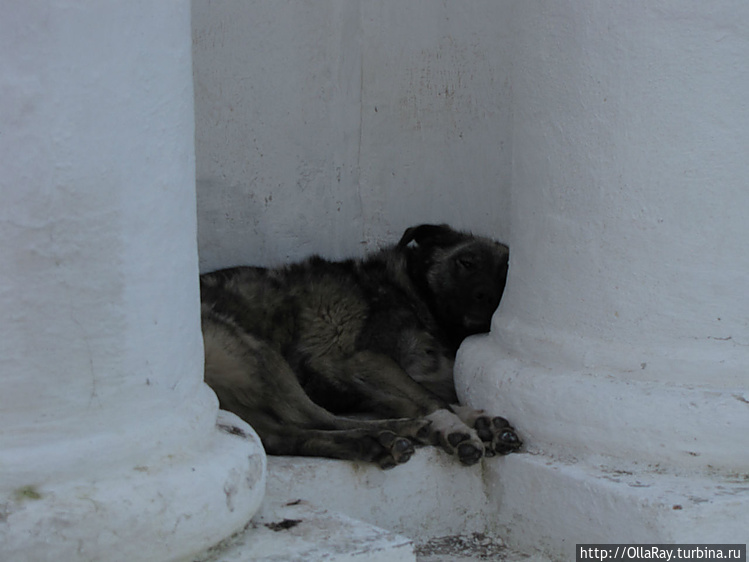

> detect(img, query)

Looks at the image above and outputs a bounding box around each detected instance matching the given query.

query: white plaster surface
[1,0,208,484]
[454,1,749,556]
[192,0,512,272]
[1,3,265,561]
[455,0,749,472]
[493,0,749,387]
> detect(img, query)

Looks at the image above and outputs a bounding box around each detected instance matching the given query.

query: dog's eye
[457,257,477,271]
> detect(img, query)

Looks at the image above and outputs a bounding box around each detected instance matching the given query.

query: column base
[457,335,749,473]
[0,410,266,562]
[456,335,749,559]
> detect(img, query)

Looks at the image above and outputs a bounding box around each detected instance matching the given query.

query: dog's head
[398,224,509,347]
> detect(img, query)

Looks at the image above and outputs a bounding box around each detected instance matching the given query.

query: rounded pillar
[458,0,749,473]
[0,3,265,561]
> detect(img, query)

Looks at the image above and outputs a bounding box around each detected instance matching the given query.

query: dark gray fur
[201,224,521,468]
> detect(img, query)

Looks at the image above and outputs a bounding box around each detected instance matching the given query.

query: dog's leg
[310,351,496,466]
[203,319,429,467]
[315,350,445,417]
[261,426,422,469]
[449,404,522,456]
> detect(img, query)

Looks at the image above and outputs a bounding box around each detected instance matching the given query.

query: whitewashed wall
[460,0,749,475]
[0,3,265,560]
[458,1,749,556]
[192,0,512,271]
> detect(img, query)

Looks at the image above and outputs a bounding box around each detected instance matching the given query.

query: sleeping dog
[201,224,521,468]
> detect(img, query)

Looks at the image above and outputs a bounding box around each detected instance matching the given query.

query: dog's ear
[397,224,464,249]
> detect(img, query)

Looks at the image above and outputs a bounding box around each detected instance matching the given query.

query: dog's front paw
[425,409,485,466]
[373,430,416,469]
[450,405,522,457]
[474,415,522,456]
[447,431,485,466]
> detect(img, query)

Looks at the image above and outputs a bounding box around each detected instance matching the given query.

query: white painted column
[0,3,265,561]
[457,1,749,556]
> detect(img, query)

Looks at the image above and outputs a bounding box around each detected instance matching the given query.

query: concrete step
[263,446,496,541]
[192,446,533,562]
[194,497,415,562]
[258,446,552,561]
[261,445,749,561]
[485,450,749,560]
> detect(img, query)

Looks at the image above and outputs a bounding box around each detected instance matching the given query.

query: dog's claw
[493,427,522,455]
[376,433,415,468]
[501,430,518,442]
